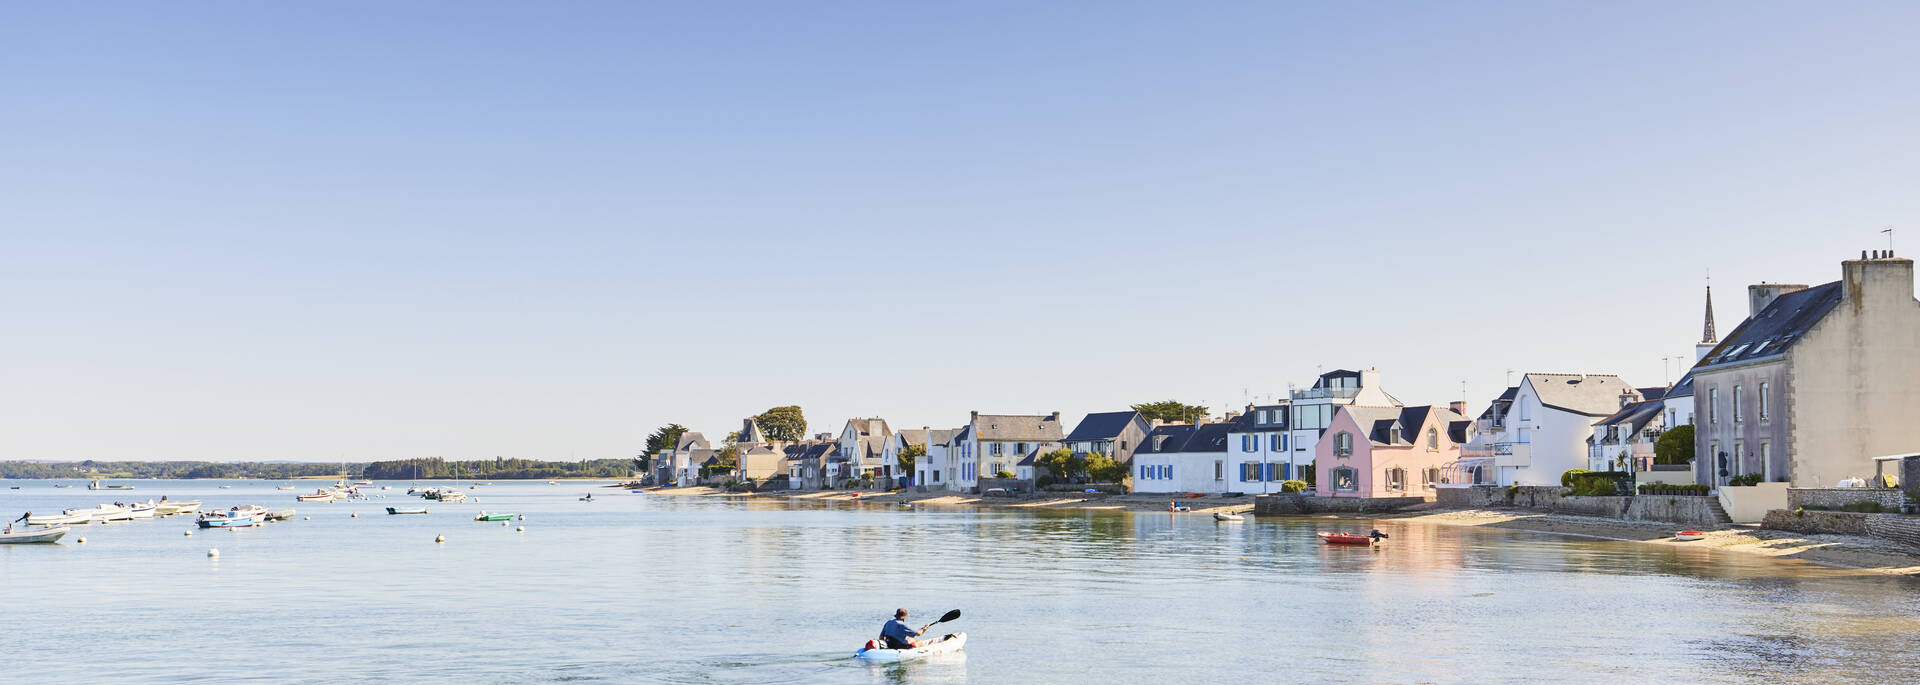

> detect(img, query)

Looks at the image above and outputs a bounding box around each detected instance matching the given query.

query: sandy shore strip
[643,486,1920,575]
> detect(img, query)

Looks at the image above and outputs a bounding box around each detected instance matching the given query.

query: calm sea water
[3,479,1918,684]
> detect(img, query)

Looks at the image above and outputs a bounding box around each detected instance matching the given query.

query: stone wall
[1788,488,1907,511]
[1864,515,1920,550]
[976,478,1033,495]
[1253,493,1426,515]
[1435,486,1504,508]
[1761,509,1873,535]
[1623,495,1724,527]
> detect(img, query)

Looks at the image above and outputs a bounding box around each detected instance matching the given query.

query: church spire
[1700,278,1717,344]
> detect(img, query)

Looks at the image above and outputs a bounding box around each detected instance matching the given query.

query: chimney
[1150,418,1165,428]
[1223,411,1240,422]
[1449,400,1466,415]
[1748,282,1809,319]
[1842,250,1916,313]
[1049,411,1060,421]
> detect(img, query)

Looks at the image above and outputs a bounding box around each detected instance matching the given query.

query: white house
[1466,373,1646,486]
[962,411,1064,487]
[1226,403,1295,494]
[1286,369,1401,478]
[837,417,893,485]
[940,425,975,491]
[1131,422,1233,494]
[655,432,711,487]
[1587,397,1666,472]
[893,426,961,489]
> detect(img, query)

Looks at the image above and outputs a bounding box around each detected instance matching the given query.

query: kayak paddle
[919,609,962,634]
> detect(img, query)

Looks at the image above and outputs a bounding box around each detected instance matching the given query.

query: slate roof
[1448,420,1471,444]
[1524,374,1640,417]
[1341,406,1410,445]
[1594,399,1664,435]
[973,413,1065,441]
[1694,281,1844,371]
[1062,411,1145,442]
[948,425,972,446]
[1226,405,1289,433]
[1136,424,1208,454]
[1636,387,1668,402]
[675,432,709,452]
[897,428,962,449]
[1666,370,1696,399]
[1477,386,1518,421]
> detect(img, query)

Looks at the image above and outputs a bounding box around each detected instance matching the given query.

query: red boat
[1319,530,1388,545]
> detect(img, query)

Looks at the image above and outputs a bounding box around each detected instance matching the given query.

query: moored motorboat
[854,633,967,662]
[1319,530,1388,546]
[87,480,134,490]
[387,506,429,515]
[0,526,70,544]
[296,489,340,502]
[475,512,515,522]
[267,509,297,521]
[164,501,202,515]
[53,484,73,488]
[26,512,89,526]
[1674,530,1707,541]
[126,501,158,519]
[198,506,268,528]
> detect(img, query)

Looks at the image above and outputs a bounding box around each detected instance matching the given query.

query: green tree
[1036,447,1083,482]
[1084,453,1128,483]
[755,406,807,442]
[1655,424,1695,465]
[898,442,925,472]
[645,423,689,457]
[1130,400,1209,424]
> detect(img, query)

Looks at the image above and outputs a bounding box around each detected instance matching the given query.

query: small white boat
[267,509,297,521]
[126,501,159,519]
[854,633,967,662]
[1675,530,1707,541]
[0,526,70,544]
[1212,512,1245,521]
[161,501,203,515]
[276,485,296,490]
[25,512,89,526]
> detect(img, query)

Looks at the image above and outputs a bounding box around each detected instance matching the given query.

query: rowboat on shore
[387,506,428,515]
[475,512,516,522]
[1674,530,1707,541]
[0,526,70,544]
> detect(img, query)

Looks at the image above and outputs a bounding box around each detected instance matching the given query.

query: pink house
[1315,404,1467,498]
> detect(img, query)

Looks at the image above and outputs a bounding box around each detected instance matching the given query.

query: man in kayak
[879,608,924,649]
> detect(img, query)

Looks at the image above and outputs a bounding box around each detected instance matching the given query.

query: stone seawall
[1623,495,1723,528]
[1789,488,1907,511]
[1864,515,1920,550]
[1762,509,1873,535]
[1253,493,1426,515]
[1434,486,1718,526]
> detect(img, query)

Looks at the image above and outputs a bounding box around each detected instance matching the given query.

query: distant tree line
[0,460,351,480]
[0,458,637,481]
[361,457,634,480]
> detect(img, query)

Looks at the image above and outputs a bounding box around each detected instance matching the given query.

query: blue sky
[4,2,1917,461]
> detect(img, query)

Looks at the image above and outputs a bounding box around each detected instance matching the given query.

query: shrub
[1729,473,1763,487]
[1280,480,1308,493]
[1793,507,1805,517]
[1561,469,1593,487]
[1036,474,1056,489]
[1578,478,1619,497]
[994,470,1015,480]
[1841,501,1885,513]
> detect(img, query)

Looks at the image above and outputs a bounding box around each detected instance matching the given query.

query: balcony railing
[1290,386,1362,401]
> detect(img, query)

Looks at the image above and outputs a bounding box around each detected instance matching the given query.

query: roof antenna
[1884,226,1895,255]
[1505,369,1514,387]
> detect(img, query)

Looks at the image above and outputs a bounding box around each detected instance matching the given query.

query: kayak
[854,633,966,662]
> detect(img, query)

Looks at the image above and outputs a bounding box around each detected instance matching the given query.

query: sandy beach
[644,485,1920,575]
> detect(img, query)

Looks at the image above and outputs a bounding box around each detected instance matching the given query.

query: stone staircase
[1705,498,1734,526]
